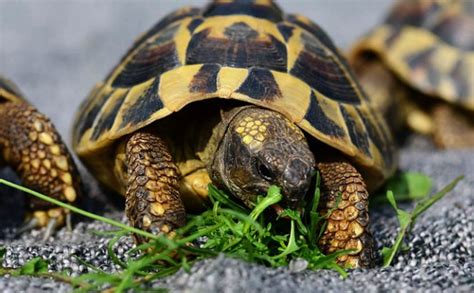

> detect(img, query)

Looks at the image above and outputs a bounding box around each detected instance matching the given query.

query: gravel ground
[1,147,472,292]
[1,0,473,292]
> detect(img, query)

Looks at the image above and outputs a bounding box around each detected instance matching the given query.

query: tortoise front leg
[0,102,81,239]
[317,159,375,268]
[125,131,186,243]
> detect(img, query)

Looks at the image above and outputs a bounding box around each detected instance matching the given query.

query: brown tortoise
[349,0,474,148]
[0,76,81,239]
[72,0,397,268]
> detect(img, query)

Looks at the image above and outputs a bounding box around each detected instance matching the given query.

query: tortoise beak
[280,159,314,209]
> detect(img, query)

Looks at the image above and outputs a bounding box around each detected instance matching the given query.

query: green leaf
[381,246,394,266]
[208,184,248,214]
[386,190,398,210]
[386,172,432,201]
[382,176,463,267]
[272,221,299,259]
[249,186,283,221]
[18,257,49,275]
[412,176,464,221]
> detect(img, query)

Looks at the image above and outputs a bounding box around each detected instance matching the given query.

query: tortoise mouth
[271,203,302,219]
[271,203,285,216]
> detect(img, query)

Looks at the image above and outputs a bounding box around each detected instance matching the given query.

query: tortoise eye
[257,160,273,181]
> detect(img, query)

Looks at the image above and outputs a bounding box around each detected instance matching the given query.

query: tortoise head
[210,106,315,209]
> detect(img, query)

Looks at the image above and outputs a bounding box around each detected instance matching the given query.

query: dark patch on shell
[431,14,474,51]
[91,91,128,140]
[120,77,164,129]
[189,64,221,93]
[304,91,345,138]
[286,14,338,53]
[340,105,371,157]
[450,58,470,100]
[74,89,112,143]
[111,23,181,88]
[224,21,259,40]
[187,18,204,34]
[237,67,282,100]
[131,8,201,54]
[186,24,287,72]
[357,108,393,167]
[203,1,283,23]
[277,23,294,42]
[290,33,361,105]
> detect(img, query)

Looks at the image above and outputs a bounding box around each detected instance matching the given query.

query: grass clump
[0,174,348,291]
[0,173,464,291]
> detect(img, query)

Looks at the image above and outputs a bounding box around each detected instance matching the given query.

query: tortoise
[72,0,396,268]
[0,76,81,239]
[348,0,474,148]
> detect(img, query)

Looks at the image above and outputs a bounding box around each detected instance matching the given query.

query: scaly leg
[317,160,374,268]
[125,131,186,243]
[0,102,81,239]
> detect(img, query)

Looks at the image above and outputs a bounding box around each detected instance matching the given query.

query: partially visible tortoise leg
[125,131,186,243]
[0,102,81,239]
[432,104,474,148]
[317,159,374,268]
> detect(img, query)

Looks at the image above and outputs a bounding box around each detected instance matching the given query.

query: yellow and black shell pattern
[0,76,25,104]
[73,0,396,191]
[350,0,474,110]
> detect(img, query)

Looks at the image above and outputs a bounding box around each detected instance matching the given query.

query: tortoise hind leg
[317,159,374,268]
[432,104,474,148]
[125,131,186,243]
[0,102,81,238]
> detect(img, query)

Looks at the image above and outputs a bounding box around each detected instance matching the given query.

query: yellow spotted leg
[0,102,81,238]
[125,131,186,244]
[317,160,375,268]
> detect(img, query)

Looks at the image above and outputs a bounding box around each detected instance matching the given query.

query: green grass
[0,173,463,292]
[381,175,463,267]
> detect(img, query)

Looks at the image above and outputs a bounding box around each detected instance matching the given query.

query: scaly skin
[317,160,374,268]
[0,101,81,230]
[125,131,186,244]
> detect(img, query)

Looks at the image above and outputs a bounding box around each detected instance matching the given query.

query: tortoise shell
[0,76,25,103]
[72,0,396,191]
[349,0,474,110]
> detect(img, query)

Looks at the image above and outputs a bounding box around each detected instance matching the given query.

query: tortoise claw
[42,218,59,242]
[15,218,39,237]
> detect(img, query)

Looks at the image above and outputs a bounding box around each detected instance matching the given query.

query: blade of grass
[208,184,248,214]
[411,176,464,220]
[382,176,463,267]
[0,178,159,241]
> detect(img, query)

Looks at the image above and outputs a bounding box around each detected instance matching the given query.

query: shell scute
[236,67,282,101]
[111,23,182,88]
[290,31,363,105]
[185,21,287,72]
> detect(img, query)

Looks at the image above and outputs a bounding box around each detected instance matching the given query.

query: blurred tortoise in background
[349,0,474,148]
[0,76,81,239]
[72,0,396,268]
